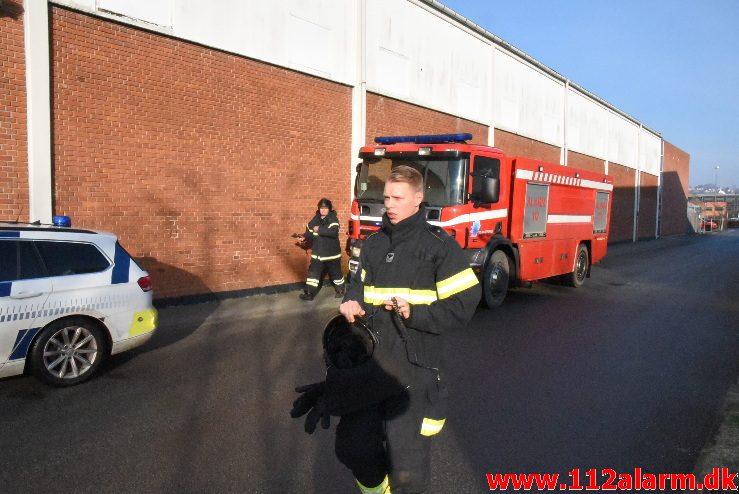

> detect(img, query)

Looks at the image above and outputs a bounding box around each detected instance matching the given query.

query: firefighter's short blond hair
[388,165,423,194]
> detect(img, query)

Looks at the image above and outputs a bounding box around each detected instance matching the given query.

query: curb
[157,287,341,329]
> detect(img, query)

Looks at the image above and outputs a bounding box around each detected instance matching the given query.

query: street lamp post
[715,165,719,196]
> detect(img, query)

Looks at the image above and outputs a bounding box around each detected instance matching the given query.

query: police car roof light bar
[52,215,72,227]
[374,133,473,145]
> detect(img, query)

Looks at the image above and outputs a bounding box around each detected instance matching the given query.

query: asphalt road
[1,230,738,493]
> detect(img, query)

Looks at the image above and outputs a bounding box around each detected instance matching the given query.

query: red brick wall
[51,7,352,298]
[0,0,28,221]
[638,172,658,239]
[365,93,488,144]
[660,141,690,236]
[565,151,645,242]
[609,162,636,242]
[494,128,561,164]
[567,150,605,174]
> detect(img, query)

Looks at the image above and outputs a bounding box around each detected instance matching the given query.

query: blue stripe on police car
[9,327,41,360]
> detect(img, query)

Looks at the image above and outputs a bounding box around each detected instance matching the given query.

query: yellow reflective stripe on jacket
[420,417,446,436]
[328,222,339,228]
[436,268,479,300]
[361,269,366,282]
[363,286,438,305]
[311,253,341,261]
[357,475,390,494]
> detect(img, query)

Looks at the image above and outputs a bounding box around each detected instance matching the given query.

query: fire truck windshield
[357,156,468,206]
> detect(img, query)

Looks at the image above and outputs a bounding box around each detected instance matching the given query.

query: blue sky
[439,0,739,188]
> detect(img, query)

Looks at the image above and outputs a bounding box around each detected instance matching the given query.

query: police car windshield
[357,156,468,206]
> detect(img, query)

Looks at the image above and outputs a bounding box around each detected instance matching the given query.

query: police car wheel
[483,250,509,308]
[564,244,589,288]
[30,318,106,387]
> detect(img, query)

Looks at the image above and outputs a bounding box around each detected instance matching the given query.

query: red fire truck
[347,133,613,307]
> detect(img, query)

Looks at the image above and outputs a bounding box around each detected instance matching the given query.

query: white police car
[0,216,157,386]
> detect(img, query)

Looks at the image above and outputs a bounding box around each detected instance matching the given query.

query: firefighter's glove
[304,399,331,434]
[290,382,331,434]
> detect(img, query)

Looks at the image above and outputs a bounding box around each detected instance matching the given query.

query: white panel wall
[176,0,354,83]
[182,0,356,84]
[493,49,563,147]
[567,88,609,161]
[99,0,173,27]
[608,113,638,168]
[567,89,660,176]
[365,0,491,124]
[639,129,661,176]
[56,0,96,12]
[49,0,662,177]
[51,0,356,85]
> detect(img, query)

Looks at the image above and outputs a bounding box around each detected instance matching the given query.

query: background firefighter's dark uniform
[293,206,480,494]
[303,199,344,298]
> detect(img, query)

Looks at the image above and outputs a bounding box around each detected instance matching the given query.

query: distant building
[689,194,739,230]
[689,185,738,196]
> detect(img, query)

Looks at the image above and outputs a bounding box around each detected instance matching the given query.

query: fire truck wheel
[564,244,589,288]
[483,250,510,308]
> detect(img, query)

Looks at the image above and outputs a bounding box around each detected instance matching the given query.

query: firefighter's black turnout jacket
[334,206,481,417]
[305,210,341,261]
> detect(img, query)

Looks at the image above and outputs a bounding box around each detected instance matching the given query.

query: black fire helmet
[317,198,333,211]
[322,314,377,369]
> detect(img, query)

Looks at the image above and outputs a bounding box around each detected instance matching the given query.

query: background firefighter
[298,198,345,301]
[291,167,481,494]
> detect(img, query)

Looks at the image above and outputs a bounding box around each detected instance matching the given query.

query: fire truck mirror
[471,176,499,204]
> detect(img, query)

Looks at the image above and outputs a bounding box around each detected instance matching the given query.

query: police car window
[0,241,17,282]
[19,241,45,280]
[35,241,111,276]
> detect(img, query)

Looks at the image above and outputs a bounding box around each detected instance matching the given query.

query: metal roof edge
[418,0,661,137]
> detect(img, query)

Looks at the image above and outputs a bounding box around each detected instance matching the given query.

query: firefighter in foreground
[297,198,345,300]
[291,166,480,493]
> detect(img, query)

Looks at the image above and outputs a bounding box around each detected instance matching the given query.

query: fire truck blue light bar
[374,133,473,145]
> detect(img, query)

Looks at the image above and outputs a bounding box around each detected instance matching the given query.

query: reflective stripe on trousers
[311,253,341,261]
[357,475,390,494]
[420,417,445,436]
[306,278,320,287]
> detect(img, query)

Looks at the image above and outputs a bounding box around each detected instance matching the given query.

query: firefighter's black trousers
[304,257,344,295]
[335,387,432,494]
